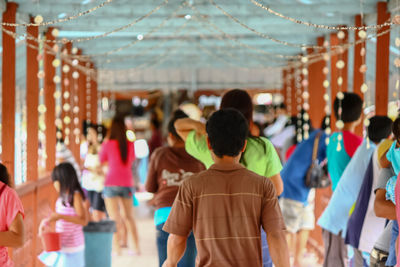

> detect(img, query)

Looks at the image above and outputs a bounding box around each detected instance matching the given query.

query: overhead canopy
[6,0,400,90]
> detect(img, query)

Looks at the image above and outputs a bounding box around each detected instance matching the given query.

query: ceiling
[5,0,400,90]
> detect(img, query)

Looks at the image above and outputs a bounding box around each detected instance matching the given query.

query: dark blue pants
[261,228,273,267]
[156,223,197,267]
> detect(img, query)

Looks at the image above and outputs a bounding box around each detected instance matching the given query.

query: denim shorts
[103,186,133,199]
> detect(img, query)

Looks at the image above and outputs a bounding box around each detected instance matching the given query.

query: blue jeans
[386,220,398,266]
[156,223,197,267]
[103,186,133,198]
[261,228,273,267]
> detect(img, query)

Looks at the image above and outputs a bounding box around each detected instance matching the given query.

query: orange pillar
[308,37,326,129]
[91,67,98,124]
[330,30,349,130]
[375,2,390,116]
[2,2,18,180]
[26,16,39,182]
[44,28,56,171]
[354,15,366,136]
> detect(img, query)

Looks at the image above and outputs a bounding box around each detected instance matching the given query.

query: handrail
[16,173,52,197]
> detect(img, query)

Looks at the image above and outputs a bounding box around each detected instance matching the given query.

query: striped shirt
[163,163,285,267]
[55,198,84,251]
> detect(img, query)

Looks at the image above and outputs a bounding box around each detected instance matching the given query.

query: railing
[11,175,58,267]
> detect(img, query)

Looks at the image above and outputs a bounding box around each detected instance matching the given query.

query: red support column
[44,28,56,171]
[308,37,326,129]
[375,2,391,116]
[354,14,366,136]
[2,2,18,181]
[26,16,39,182]
[78,57,87,129]
[330,30,349,130]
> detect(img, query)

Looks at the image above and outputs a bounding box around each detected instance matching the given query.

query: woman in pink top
[0,163,24,267]
[100,117,140,255]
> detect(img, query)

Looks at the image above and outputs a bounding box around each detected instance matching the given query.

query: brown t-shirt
[163,163,286,267]
[145,146,205,210]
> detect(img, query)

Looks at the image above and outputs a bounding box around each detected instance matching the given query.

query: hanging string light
[53,38,63,149]
[3,0,115,27]
[37,33,47,163]
[322,41,331,145]
[72,57,81,145]
[248,0,394,31]
[97,89,103,142]
[301,63,310,140]
[25,0,168,44]
[86,62,92,124]
[335,31,346,152]
[295,68,303,143]
[62,55,72,146]
[286,72,292,116]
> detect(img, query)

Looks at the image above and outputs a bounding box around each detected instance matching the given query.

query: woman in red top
[0,163,24,267]
[100,117,140,255]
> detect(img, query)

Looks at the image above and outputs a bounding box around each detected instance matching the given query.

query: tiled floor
[112,194,322,267]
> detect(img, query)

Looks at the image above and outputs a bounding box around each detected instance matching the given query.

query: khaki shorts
[279,197,315,233]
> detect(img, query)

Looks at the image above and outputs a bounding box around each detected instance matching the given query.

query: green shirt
[185,131,282,178]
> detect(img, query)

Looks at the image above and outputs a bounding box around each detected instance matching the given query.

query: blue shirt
[281,130,327,204]
[318,141,376,235]
[154,207,172,226]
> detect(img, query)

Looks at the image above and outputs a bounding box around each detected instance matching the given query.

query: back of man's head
[368,116,393,143]
[206,109,249,158]
[168,109,189,141]
[333,92,363,122]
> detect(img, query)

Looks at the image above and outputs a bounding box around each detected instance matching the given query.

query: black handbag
[305,132,331,188]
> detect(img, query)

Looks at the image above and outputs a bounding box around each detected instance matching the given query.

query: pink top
[0,182,24,267]
[100,140,135,187]
[55,198,84,250]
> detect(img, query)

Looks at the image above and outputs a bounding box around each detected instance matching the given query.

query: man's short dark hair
[333,92,363,122]
[168,109,189,140]
[368,116,393,143]
[206,108,249,158]
[392,117,400,140]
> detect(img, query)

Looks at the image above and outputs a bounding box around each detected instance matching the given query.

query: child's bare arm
[0,213,24,247]
[49,192,89,226]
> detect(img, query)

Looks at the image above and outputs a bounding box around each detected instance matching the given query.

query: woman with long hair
[174,89,283,267]
[0,163,24,267]
[100,117,140,256]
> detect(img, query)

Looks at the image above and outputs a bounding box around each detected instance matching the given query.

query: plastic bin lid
[83,220,116,233]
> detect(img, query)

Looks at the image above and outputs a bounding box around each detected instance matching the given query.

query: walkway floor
[112,193,322,267]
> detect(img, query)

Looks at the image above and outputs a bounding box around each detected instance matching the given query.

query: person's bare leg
[104,197,122,255]
[294,230,310,267]
[120,197,140,254]
[92,210,106,222]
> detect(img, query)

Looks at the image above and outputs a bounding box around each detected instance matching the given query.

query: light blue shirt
[154,207,172,226]
[318,141,376,235]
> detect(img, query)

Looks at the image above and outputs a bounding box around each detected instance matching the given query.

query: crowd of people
[1,88,400,267]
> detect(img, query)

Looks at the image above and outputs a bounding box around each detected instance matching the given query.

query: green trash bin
[84,220,116,267]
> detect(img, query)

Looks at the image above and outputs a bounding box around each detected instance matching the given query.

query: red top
[0,182,24,267]
[100,140,135,187]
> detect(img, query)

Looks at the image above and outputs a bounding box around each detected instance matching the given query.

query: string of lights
[26,0,169,44]
[99,21,189,65]
[73,2,188,59]
[209,0,399,50]
[3,0,115,27]
[248,0,393,31]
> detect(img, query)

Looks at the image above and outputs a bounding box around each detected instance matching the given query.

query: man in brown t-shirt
[163,109,289,267]
[146,109,205,267]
